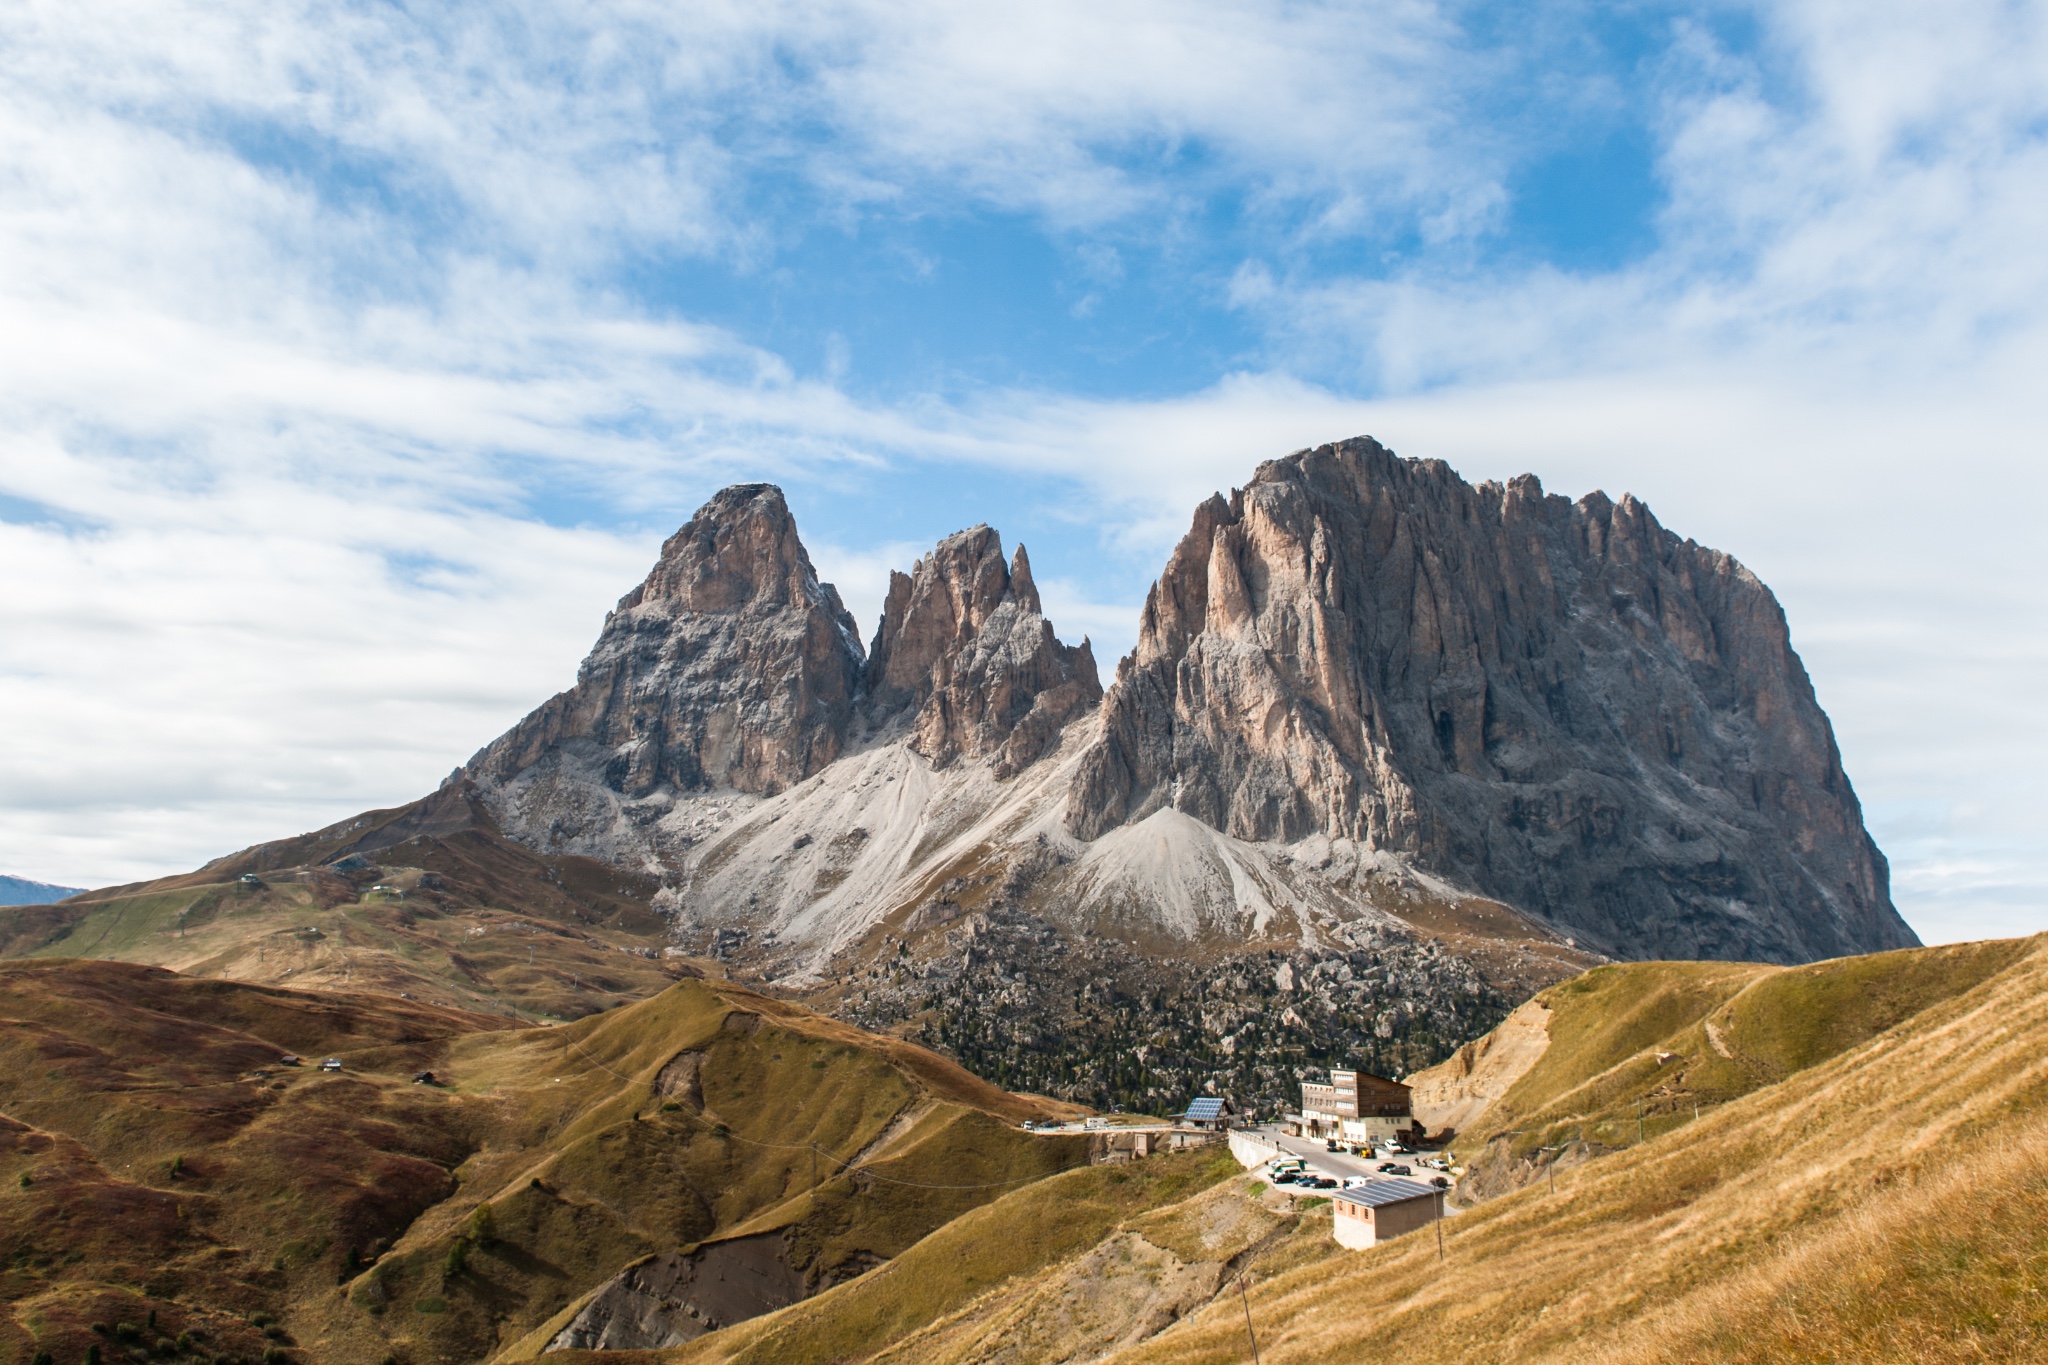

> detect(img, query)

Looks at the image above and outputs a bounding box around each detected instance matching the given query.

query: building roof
[1183,1097,1230,1121]
[1335,1178,1439,1209]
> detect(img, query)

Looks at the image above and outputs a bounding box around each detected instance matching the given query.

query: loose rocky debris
[832,908,1512,1115]
[545,1233,805,1352]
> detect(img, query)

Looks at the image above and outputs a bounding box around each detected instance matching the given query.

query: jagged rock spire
[467,484,865,797]
[865,525,1100,776]
[469,494,1103,802]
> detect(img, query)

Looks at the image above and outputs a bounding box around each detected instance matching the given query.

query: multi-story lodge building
[1296,1068,1417,1145]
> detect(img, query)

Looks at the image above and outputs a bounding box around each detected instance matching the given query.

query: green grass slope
[1465,958,1769,1133]
[624,1150,1246,1365]
[0,783,691,1022]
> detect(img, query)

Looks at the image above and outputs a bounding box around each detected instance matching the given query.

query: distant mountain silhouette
[0,873,83,906]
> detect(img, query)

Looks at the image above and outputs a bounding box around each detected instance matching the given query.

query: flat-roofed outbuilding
[1329,1177,1443,1249]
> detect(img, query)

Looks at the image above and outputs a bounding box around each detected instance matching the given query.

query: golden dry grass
[1573,1122,2048,1363]
[0,961,1083,1365]
[1434,938,2030,1194]
[488,937,2048,1365]
[649,1150,1244,1365]
[1079,933,2048,1364]
[0,787,685,1022]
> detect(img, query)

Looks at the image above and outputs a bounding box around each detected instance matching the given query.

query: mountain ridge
[459,435,1908,976]
[4,435,1912,1115]
[1072,439,1905,962]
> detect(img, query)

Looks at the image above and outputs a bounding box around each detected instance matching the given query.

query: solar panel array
[1335,1177,1439,1208]
[1182,1097,1226,1120]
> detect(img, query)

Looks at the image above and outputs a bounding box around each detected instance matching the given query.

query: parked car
[1311,1177,1339,1189]
[1273,1172,1301,1185]
[1377,1162,1399,1172]
[1325,1139,1341,1152]
[1388,1164,1413,1176]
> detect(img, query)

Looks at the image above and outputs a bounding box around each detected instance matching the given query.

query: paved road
[1251,1127,1441,1185]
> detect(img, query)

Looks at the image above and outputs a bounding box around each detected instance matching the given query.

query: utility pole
[1237,1273,1262,1365]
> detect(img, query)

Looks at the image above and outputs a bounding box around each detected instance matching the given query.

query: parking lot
[1248,1126,1452,1194]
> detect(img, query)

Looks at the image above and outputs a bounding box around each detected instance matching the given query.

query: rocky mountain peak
[469,493,1103,825]
[1007,541,1042,614]
[466,484,864,798]
[1068,436,1913,964]
[627,483,839,618]
[865,525,1101,776]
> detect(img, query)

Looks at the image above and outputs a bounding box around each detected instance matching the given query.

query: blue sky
[1,0,2045,945]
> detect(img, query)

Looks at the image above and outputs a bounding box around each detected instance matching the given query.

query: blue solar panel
[1183,1097,1226,1120]
[1337,1178,1439,1208]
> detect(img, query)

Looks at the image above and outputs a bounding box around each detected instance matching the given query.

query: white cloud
[0,448,659,884]
[788,0,1492,227]
[0,0,2043,950]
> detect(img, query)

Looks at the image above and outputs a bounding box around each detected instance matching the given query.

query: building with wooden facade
[1298,1068,1415,1143]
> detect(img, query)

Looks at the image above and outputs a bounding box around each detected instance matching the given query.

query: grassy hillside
[0,784,692,1022]
[1067,932,2048,1363]
[627,1149,1252,1365]
[0,960,1084,1365]
[1437,938,2030,1192]
[497,934,2048,1365]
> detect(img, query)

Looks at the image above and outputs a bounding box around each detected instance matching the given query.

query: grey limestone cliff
[865,526,1101,777]
[464,447,1911,976]
[468,489,1099,805]
[1066,437,1914,965]
[466,484,866,798]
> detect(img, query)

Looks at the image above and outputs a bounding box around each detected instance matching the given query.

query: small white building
[1329,1178,1443,1250]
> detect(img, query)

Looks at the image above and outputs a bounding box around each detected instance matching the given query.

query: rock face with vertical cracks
[466,484,867,798]
[864,526,1102,777]
[1066,437,1914,964]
